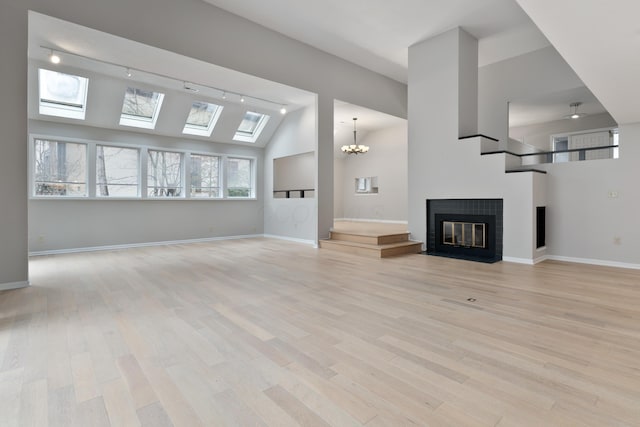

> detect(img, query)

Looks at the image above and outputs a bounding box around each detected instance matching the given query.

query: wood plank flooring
[1,237,640,426]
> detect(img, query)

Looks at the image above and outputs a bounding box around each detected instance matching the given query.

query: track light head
[49,50,61,64]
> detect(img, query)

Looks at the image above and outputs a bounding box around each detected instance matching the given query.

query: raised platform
[319,221,422,258]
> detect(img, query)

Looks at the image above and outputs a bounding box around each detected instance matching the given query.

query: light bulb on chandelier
[341,117,369,155]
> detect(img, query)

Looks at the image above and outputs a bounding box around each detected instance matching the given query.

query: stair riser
[330,232,410,245]
[320,240,423,258]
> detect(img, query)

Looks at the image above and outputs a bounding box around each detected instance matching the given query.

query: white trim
[263,234,316,246]
[544,255,640,270]
[533,255,549,265]
[29,234,263,257]
[0,281,30,291]
[502,256,535,265]
[334,218,408,224]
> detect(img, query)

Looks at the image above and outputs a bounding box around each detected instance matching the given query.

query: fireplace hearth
[427,199,502,263]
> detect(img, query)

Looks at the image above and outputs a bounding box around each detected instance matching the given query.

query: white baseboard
[545,255,640,270]
[29,234,264,257]
[502,256,536,265]
[334,218,408,224]
[503,254,640,270]
[0,281,29,291]
[263,234,316,246]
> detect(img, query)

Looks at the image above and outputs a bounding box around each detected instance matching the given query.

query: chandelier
[341,117,369,155]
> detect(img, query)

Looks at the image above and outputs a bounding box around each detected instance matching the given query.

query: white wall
[479,46,585,149]
[510,112,617,150]
[0,0,407,287]
[28,120,264,252]
[273,152,315,192]
[264,106,317,243]
[480,45,640,266]
[337,124,408,222]
[539,122,640,265]
[409,28,541,261]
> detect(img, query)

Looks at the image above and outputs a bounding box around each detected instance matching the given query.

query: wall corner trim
[0,281,30,291]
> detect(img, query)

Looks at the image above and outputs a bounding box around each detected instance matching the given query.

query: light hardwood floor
[2,237,640,426]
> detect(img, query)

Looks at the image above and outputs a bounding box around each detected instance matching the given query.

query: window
[233,111,270,142]
[96,145,139,197]
[147,150,183,197]
[119,87,165,129]
[226,157,253,197]
[38,69,89,120]
[190,154,221,198]
[33,139,87,196]
[183,101,223,137]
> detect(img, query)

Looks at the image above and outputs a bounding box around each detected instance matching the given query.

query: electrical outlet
[608,191,619,198]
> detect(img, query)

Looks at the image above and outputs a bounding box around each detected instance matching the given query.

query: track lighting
[183,81,199,93]
[40,45,288,113]
[49,50,61,64]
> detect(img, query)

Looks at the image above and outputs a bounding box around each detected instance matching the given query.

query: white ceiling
[514,0,640,125]
[333,101,407,158]
[202,0,550,83]
[509,86,609,128]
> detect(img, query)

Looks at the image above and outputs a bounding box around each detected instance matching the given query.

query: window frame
[38,68,89,121]
[189,152,222,199]
[30,136,89,198]
[182,101,224,137]
[119,87,165,130]
[29,134,257,201]
[233,111,270,143]
[146,149,185,198]
[95,144,141,198]
[225,156,255,198]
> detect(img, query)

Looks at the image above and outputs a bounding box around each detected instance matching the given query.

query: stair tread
[329,230,409,238]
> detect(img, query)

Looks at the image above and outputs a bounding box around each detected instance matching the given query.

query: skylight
[233,111,270,143]
[38,68,89,120]
[119,87,165,129]
[182,101,223,137]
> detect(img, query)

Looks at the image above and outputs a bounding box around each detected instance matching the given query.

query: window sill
[29,196,258,201]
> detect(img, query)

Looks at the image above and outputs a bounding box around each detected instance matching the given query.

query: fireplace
[427,199,502,263]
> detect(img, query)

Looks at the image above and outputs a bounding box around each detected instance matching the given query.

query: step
[329,231,411,245]
[319,239,423,258]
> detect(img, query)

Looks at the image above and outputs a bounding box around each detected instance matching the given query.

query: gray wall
[0,0,407,287]
[264,106,317,242]
[510,112,617,150]
[336,124,408,222]
[28,120,264,252]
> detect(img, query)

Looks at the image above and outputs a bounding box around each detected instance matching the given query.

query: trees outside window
[226,157,252,197]
[190,154,220,198]
[96,145,139,197]
[33,139,87,196]
[147,150,183,197]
